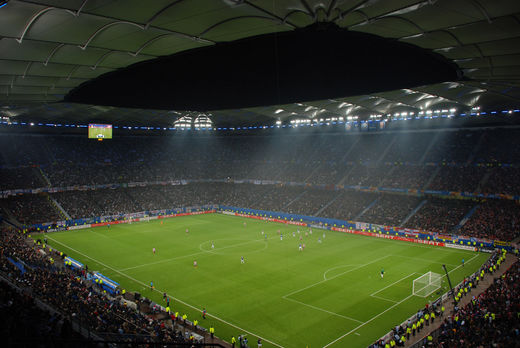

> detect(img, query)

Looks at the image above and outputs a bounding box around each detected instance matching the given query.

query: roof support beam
[78,21,145,50]
[75,0,89,17]
[91,51,115,70]
[43,43,65,66]
[299,0,315,19]
[243,1,297,28]
[408,88,471,107]
[17,7,73,44]
[22,61,32,79]
[198,16,283,37]
[16,0,217,46]
[145,0,186,29]
[469,0,492,24]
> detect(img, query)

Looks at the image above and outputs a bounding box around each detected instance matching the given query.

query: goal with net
[413,272,442,297]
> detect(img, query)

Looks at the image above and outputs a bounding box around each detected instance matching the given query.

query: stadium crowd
[460,200,520,241]
[1,128,520,192]
[360,195,422,227]
[1,126,520,347]
[2,182,520,242]
[1,127,520,241]
[0,280,86,347]
[431,260,519,347]
[0,226,191,346]
[370,250,517,348]
[4,194,62,225]
[403,198,475,234]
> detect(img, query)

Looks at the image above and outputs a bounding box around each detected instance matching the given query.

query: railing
[1,265,224,347]
[408,327,443,348]
[372,253,493,347]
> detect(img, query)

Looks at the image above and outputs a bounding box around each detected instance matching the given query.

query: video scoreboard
[88,124,112,139]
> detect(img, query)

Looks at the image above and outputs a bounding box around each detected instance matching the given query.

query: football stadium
[0,1,519,348]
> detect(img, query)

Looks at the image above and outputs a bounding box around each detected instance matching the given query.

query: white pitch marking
[323,264,361,281]
[370,294,398,303]
[47,236,285,348]
[284,255,390,298]
[370,273,418,296]
[120,236,277,271]
[198,237,272,255]
[322,253,481,347]
[120,250,209,271]
[282,296,364,324]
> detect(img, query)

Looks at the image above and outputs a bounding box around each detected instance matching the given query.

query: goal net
[413,272,442,297]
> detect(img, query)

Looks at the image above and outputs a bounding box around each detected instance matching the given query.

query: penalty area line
[370,272,418,296]
[284,255,391,298]
[46,236,286,348]
[370,294,398,303]
[322,252,482,347]
[282,296,364,324]
[322,293,414,348]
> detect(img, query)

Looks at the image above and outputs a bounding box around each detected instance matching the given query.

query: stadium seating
[432,261,520,347]
[0,227,190,346]
[1,127,520,347]
[1,127,520,242]
[369,251,515,348]
[403,198,476,234]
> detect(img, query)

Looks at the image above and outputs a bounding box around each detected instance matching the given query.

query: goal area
[413,272,442,297]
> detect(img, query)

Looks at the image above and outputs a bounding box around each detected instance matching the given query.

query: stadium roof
[0,0,519,127]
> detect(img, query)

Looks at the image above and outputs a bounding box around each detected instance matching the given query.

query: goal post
[413,271,442,297]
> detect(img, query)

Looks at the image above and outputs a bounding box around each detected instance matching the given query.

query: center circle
[199,238,268,255]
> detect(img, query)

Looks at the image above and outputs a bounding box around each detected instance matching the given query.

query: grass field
[40,213,489,348]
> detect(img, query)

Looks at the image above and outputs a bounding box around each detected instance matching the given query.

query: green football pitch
[41,213,489,348]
